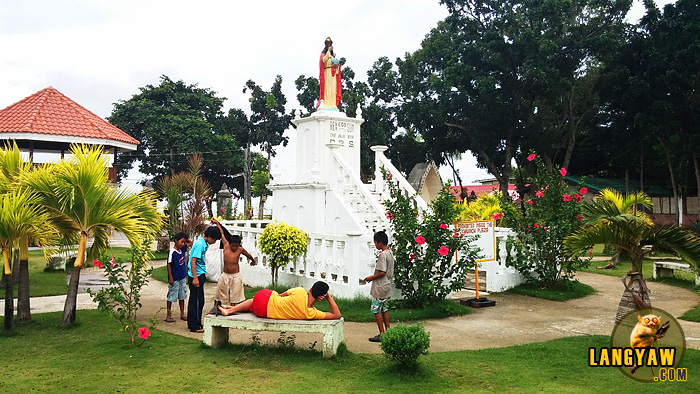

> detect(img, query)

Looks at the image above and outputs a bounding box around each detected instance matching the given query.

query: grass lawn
[10,248,169,298]
[151,266,471,323]
[1,310,698,393]
[506,279,596,301]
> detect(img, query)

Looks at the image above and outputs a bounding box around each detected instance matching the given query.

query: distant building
[0,86,138,183]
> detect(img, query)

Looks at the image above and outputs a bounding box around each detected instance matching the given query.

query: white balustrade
[219,220,374,298]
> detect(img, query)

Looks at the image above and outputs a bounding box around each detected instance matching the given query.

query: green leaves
[383,168,477,306]
[258,222,308,287]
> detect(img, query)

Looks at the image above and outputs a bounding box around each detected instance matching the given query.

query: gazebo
[0,86,138,182]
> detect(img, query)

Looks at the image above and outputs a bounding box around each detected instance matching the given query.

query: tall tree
[24,144,163,326]
[595,0,700,222]
[0,189,58,333]
[109,75,244,193]
[390,0,631,192]
[243,76,292,219]
[0,142,37,323]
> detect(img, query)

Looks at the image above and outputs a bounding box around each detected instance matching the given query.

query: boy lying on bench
[217,281,341,320]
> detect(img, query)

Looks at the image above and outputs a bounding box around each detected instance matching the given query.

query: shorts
[250,289,273,318]
[167,278,187,302]
[371,296,390,314]
[216,272,245,304]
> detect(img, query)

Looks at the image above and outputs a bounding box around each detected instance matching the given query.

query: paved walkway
[3,262,700,354]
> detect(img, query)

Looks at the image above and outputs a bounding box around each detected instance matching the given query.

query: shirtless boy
[211,218,257,308]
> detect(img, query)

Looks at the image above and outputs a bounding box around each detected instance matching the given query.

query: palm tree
[23,144,163,326]
[0,189,58,333]
[579,189,653,268]
[0,142,39,322]
[564,189,700,323]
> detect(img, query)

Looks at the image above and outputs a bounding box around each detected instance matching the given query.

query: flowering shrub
[258,222,308,288]
[382,169,478,307]
[505,153,587,287]
[88,241,159,346]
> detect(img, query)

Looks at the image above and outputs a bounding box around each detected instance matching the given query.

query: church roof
[0,86,138,150]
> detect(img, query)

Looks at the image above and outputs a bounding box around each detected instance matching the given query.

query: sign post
[454,220,497,308]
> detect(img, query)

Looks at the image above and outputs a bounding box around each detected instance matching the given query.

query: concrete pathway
[3,262,700,355]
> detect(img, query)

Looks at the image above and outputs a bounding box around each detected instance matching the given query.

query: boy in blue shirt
[187,226,220,333]
[165,232,190,323]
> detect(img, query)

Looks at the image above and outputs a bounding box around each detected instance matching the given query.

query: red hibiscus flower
[440,223,448,229]
[534,223,541,228]
[526,200,533,205]
[438,246,449,257]
[560,168,567,177]
[415,235,426,245]
[138,327,151,340]
[93,260,103,269]
[492,212,503,220]
[563,194,571,202]
[527,154,536,161]
[580,187,588,194]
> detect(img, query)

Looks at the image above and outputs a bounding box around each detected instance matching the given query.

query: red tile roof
[449,185,518,202]
[0,86,138,146]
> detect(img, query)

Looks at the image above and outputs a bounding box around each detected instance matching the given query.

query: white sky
[0,0,675,187]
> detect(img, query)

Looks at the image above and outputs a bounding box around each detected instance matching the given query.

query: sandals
[165,316,175,323]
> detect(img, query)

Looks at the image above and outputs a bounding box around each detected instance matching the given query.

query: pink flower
[560,168,567,177]
[543,226,548,231]
[526,200,533,205]
[387,171,392,179]
[409,253,415,261]
[545,185,549,190]
[93,260,103,269]
[534,223,541,228]
[580,187,588,194]
[385,212,395,220]
[221,208,225,213]
[438,246,449,257]
[527,154,536,162]
[492,212,503,220]
[440,223,448,229]
[110,255,115,267]
[138,327,151,340]
[453,231,460,238]
[589,248,593,257]
[535,190,544,198]
[232,196,237,199]
[461,230,468,236]
[415,235,426,245]
[574,193,582,202]
[563,194,571,202]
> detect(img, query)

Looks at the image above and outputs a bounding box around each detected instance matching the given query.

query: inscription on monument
[328,120,356,147]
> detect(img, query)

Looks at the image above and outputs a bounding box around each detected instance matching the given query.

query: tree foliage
[257,222,308,288]
[109,75,243,193]
[382,0,631,191]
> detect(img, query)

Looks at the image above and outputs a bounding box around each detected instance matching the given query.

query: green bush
[505,152,586,287]
[380,323,430,367]
[382,168,478,307]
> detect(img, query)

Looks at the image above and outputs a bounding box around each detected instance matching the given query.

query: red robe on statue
[317,52,342,109]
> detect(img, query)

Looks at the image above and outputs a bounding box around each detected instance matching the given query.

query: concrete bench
[203,313,344,357]
[652,261,700,286]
